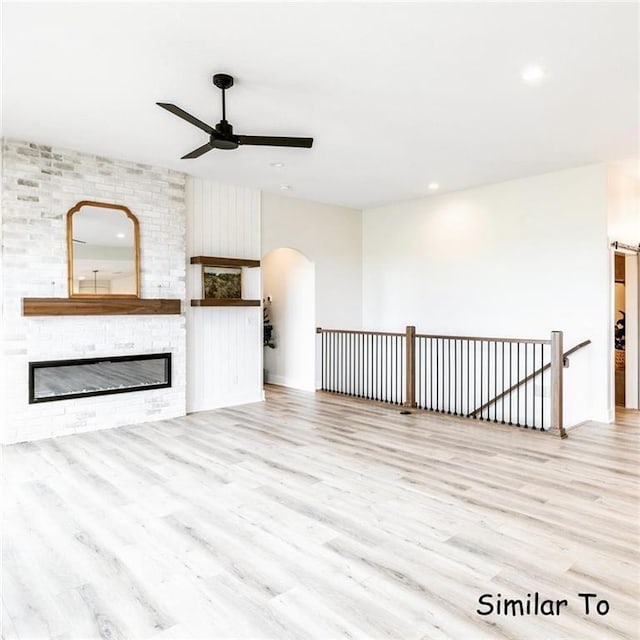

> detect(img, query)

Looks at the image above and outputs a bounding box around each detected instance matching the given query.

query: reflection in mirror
[67,201,139,297]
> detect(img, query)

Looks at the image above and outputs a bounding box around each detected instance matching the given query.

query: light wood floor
[2,387,638,640]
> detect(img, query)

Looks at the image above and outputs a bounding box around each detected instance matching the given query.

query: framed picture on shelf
[203,266,242,299]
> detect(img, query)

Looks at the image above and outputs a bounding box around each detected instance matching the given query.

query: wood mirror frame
[67,201,141,298]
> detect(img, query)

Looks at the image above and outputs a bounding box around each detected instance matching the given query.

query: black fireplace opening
[29,353,172,404]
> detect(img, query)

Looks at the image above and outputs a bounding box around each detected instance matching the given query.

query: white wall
[262,248,316,391]
[261,192,362,331]
[1,139,187,444]
[363,165,611,426]
[186,177,263,412]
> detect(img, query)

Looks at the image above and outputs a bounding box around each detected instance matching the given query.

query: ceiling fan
[157,74,314,159]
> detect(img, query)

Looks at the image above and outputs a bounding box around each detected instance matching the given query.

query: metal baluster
[346,333,350,396]
[397,335,401,404]
[329,332,333,392]
[321,332,324,390]
[336,333,339,393]
[372,334,376,400]
[336,332,339,393]
[342,333,346,394]
[517,342,521,426]
[367,334,371,399]
[328,332,331,391]
[417,337,421,408]
[352,333,355,397]
[359,334,363,398]
[452,339,456,415]
[449,338,453,414]
[445,339,449,414]
[363,334,367,398]
[382,335,386,403]
[369,335,375,400]
[436,337,439,411]
[348,333,351,396]
[435,338,439,411]
[524,341,528,426]
[394,336,397,404]
[391,336,395,404]
[357,333,360,398]
[345,333,348,395]
[401,335,405,405]
[377,335,381,401]
[386,335,389,403]
[472,340,477,419]
[379,335,383,401]
[493,340,498,422]
[511,341,515,424]
[430,338,434,411]
[501,341,505,424]
[341,332,345,393]
[541,344,545,430]
[533,343,537,429]
[479,340,484,420]
[396,335,400,404]
[466,339,469,416]
[337,333,341,393]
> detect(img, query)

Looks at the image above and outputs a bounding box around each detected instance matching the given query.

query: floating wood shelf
[190,299,261,307]
[190,256,261,268]
[23,298,181,316]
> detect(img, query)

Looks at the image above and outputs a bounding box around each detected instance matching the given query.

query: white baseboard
[265,374,316,392]
[187,391,264,414]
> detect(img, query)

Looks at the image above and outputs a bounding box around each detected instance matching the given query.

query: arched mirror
[67,201,140,297]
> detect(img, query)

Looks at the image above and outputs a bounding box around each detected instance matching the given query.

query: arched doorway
[262,248,316,391]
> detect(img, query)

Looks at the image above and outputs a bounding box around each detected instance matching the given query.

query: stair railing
[317,327,591,438]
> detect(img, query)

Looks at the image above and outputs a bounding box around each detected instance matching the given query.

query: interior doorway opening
[614,253,626,406]
[262,248,316,392]
[612,245,639,413]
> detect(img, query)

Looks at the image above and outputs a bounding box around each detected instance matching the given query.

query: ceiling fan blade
[237,135,313,148]
[181,143,214,159]
[157,103,214,135]
[72,238,86,244]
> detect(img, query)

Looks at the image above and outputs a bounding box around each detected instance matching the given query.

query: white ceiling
[2,2,638,209]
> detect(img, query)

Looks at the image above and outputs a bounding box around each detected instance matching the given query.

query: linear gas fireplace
[29,353,171,404]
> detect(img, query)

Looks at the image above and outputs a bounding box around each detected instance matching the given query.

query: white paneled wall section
[186,177,263,412]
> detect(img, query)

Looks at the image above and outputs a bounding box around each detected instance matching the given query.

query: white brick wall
[1,139,187,443]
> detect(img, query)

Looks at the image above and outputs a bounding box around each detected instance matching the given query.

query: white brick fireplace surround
[0,139,187,444]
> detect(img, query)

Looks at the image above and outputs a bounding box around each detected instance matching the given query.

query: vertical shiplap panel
[186,177,262,413]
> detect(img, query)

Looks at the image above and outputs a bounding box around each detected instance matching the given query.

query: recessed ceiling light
[270,162,285,168]
[521,65,546,84]
[116,232,125,238]
[428,182,439,190]
[280,185,291,191]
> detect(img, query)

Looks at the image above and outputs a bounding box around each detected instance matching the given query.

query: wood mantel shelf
[190,256,261,268]
[23,298,182,316]
[190,299,260,307]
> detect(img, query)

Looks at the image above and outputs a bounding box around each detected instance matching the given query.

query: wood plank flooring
[2,386,639,640]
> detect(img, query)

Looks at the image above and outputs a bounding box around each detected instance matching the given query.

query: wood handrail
[316,327,405,338]
[416,333,550,345]
[467,339,591,418]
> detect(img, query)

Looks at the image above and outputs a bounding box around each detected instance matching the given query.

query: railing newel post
[405,325,417,408]
[550,330,567,439]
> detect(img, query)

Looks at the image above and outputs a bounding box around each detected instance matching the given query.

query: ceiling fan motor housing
[212,120,238,149]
